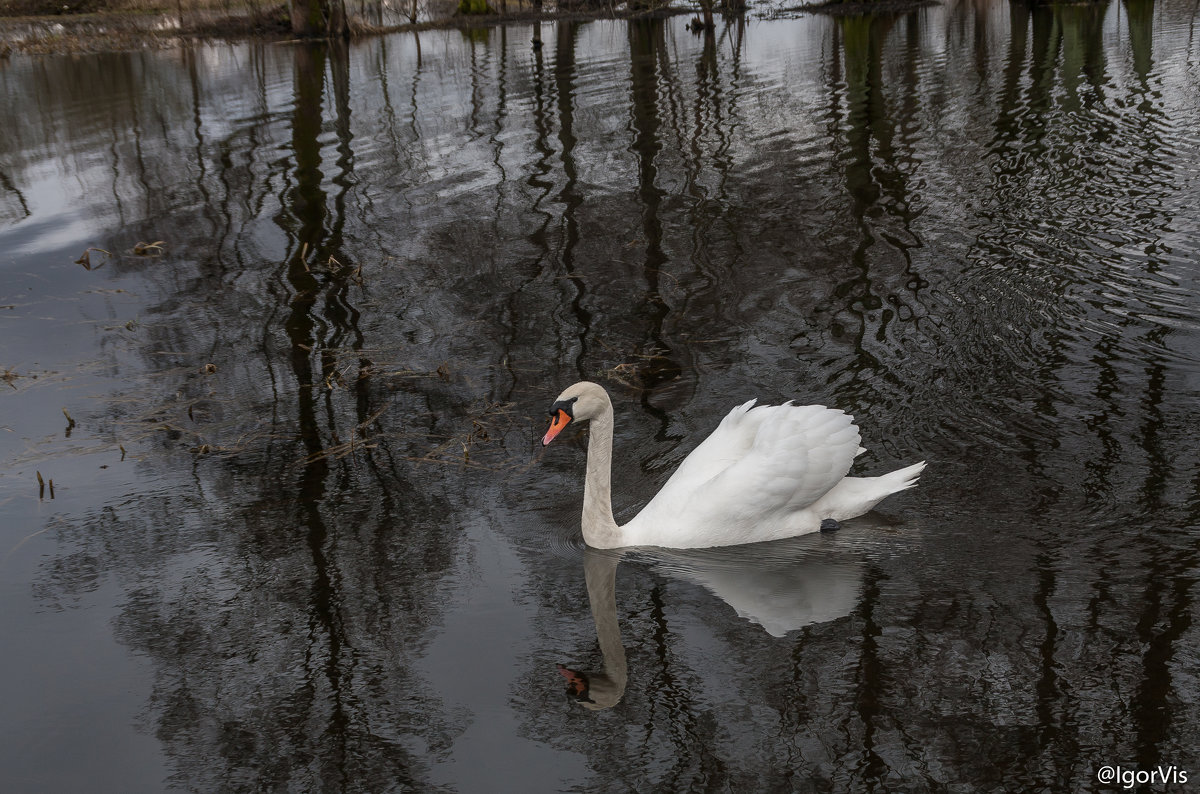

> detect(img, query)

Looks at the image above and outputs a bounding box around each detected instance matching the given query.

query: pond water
[2,1,1200,790]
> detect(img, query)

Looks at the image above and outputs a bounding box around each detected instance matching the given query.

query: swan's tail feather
[808,460,926,522]
[881,460,926,492]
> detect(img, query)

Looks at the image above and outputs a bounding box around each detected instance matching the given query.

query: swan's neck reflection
[558,548,627,711]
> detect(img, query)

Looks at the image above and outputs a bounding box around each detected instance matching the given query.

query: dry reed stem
[132,241,165,256]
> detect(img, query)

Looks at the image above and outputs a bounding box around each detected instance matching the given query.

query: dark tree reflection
[3,5,1199,791]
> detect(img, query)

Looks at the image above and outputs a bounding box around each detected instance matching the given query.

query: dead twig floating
[300,438,379,464]
[132,240,165,256]
[325,255,365,287]
[3,520,63,564]
[75,247,112,270]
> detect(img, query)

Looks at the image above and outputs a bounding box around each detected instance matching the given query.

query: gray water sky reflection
[2,1,1200,790]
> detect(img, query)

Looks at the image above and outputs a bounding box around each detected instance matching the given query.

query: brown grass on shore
[0,1,289,53]
[0,0,274,17]
[0,0,693,55]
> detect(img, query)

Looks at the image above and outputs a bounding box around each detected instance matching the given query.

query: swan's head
[541,381,611,446]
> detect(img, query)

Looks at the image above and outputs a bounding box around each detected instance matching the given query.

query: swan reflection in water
[557,537,864,710]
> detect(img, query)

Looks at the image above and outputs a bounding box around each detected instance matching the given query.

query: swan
[541,381,925,549]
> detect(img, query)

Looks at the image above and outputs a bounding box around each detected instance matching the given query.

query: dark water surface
[2,1,1200,790]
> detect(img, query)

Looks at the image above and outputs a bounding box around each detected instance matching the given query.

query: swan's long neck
[582,403,624,549]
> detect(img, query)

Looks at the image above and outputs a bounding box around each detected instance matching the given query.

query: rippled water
[2,1,1199,790]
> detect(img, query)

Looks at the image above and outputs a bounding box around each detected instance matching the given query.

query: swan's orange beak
[542,409,571,446]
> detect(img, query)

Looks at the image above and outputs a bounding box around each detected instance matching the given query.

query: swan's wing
[686,404,862,520]
[655,398,761,487]
[627,399,763,524]
[631,402,860,534]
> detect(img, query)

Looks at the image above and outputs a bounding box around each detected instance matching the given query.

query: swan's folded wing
[630,403,861,539]
[659,398,760,487]
[629,399,763,524]
[690,405,862,522]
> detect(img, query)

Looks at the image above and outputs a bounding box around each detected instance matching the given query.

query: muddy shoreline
[0,5,680,54]
[0,0,933,54]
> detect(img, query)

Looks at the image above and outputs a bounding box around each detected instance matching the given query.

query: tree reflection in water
[1,0,1199,790]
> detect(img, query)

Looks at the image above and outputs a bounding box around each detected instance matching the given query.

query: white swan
[541,381,925,549]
